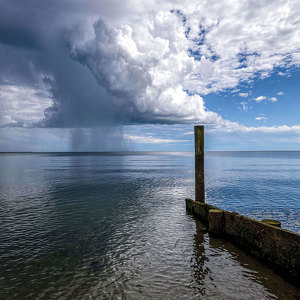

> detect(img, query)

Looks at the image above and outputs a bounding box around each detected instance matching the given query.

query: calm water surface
[0,152,299,299]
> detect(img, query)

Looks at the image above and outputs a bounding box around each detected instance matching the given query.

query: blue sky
[0,0,299,151]
[206,68,300,150]
[205,68,300,128]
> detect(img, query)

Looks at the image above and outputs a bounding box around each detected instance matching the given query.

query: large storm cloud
[0,0,299,129]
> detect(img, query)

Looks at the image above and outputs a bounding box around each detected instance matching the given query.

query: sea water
[0,152,299,299]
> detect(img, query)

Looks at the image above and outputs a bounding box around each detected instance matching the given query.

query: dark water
[0,152,299,299]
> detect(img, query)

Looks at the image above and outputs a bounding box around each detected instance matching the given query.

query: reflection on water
[206,151,300,233]
[191,218,299,299]
[0,152,299,299]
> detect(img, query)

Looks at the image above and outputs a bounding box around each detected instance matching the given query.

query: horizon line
[1,150,300,154]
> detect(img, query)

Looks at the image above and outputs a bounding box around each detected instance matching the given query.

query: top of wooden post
[194,125,205,203]
[194,126,204,156]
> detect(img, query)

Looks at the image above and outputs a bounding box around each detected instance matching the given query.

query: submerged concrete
[186,198,300,279]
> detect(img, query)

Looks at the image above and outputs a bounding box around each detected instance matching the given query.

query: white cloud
[0,85,52,127]
[277,91,284,96]
[238,93,249,98]
[254,96,267,102]
[67,0,300,126]
[240,102,248,112]
[254,96,278,103]
[0,0,299,133]
[208,124,300,134]
[255,116,267,121]
[270,97,278,102]
[124,134,188,143]
[69,16,223,125]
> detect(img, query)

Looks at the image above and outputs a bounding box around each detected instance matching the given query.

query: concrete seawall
[186,198,300,279]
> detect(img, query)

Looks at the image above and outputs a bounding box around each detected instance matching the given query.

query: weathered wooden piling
[194,126,205,203]
[186,125,300,281]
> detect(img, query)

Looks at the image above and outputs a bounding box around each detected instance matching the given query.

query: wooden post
[194,126,205,203]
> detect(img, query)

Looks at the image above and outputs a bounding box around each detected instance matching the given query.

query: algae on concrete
[185,198,300,279]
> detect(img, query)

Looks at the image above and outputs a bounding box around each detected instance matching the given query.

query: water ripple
[0,152,299,299]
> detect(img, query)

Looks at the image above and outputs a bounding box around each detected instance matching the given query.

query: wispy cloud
[255,116,267,121]
[277,91,284,96]
[238,93,249,98]
[278,72,287,76]
[240,102,248,111]
[208,124,300,134]
[124,134,188,144]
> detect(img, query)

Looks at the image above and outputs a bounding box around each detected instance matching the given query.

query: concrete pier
[186,198,300,279]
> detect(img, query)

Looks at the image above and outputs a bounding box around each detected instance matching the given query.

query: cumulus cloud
[254,96,278,103]
[0,0,299,130]
[254,96,267,102]
[277,91,284,96]
[69,16,223,125]
[270,97,278,102]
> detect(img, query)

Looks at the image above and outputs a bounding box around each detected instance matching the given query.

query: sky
[0,0,299,151]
